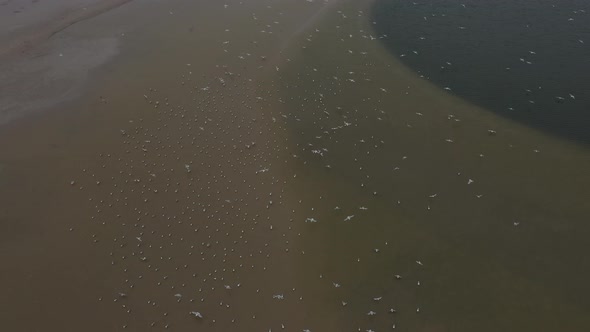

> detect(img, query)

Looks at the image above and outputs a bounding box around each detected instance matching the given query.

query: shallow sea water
[0,0,589,331]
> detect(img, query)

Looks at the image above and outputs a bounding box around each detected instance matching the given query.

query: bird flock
[67,0,589,331]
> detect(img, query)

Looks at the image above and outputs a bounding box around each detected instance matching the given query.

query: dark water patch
[371,0,590,144]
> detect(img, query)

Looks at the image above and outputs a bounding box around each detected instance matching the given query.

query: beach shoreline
[0,0,133,126]
[0,0,133,60]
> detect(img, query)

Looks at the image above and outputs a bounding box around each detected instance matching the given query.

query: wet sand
[1,0,589,331]
[0,0,133,58]
[0,0,132,124]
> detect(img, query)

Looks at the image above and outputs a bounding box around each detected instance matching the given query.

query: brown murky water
[1,0,589,331]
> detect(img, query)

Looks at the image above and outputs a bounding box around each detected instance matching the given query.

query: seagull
[189,311,203,318]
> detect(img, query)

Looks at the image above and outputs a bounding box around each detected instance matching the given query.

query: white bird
[189,311,203,318]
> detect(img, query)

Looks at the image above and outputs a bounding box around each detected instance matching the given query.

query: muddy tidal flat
[1,1,589,331]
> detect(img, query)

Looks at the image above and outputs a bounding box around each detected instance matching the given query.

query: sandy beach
[0,0,132,58]
[0,0,132,125]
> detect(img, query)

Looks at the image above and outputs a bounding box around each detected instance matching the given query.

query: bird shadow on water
[370,0,590,146]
